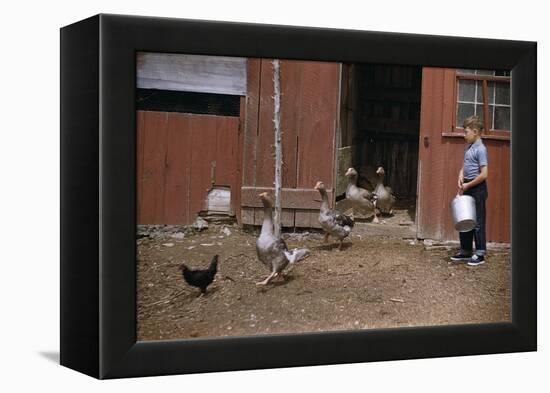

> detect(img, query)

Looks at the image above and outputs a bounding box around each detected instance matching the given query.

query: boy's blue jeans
[460,180,488,256]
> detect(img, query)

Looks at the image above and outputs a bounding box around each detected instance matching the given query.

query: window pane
[457,68,476,74]
[495,70,511,76]
[457,103,474,127]
[495,82,510,105]
[475,104,485,123]
[494,106,511,130]
[488,105,495,130]
[487,81,496,104]
[476,69,495,76]
[458,79,475,102]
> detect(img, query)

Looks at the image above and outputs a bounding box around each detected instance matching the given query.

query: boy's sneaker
[450,253,471,262]
[467,255,485,266]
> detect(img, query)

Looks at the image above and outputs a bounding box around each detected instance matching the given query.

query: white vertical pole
[272,59,283,237]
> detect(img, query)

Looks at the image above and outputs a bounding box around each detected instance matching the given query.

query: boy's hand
[457,176,464,189]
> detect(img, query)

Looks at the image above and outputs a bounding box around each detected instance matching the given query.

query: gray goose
[255,193,309,285]
[373,166,396,215]
[344,167,379,223]
[314,181,354,250]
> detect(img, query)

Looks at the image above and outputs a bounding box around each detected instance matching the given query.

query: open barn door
[241,59,340,228]
[335,64,422,235]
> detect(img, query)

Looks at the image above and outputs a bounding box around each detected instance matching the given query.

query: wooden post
[272,59,282,237]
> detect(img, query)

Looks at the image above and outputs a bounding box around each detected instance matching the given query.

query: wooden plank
[281,209,295,227]
[241,207,255,225]
[235,96,246,224]
[488,146,500,240]
[295,61,339,191]
[295,209,312,228]
[279,60,301,189]
[485,139,510,242]
[136,111,145,223]
[501,142,510,242]
[253,207,263,226]
[241,186,328,209]
[214,116,240,215]
[138,111,168,224]
[248,207,294,228]
[137,52,247,95]
[309,211,322,228]
[417,67,446,240]
[163,113,191,224]
[242,59,261,187]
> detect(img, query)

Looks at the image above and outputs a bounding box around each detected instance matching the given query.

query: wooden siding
[417,68,510,243]
[355,137,419,198]
[241,59,340,227]
[137,110,241,224]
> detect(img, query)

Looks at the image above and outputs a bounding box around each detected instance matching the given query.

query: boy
[450,115,489,266]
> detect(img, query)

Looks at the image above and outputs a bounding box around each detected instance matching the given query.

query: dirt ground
[136,221,511,341]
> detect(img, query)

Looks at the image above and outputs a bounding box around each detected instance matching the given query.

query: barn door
[137,111,242,225]
[241,59,341,227]
[417,68,457,240]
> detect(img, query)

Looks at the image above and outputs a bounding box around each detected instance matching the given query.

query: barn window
[454,69,511,139]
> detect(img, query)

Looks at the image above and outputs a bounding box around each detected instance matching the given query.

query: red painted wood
[241,59,340,227]
[137,111,240,225]
[417,68,446,240]
[242,59,261,188]
[235,96,246,224]
[294,61,339,190]
[138,111,168,223]
[279,60,301,189]
[418,68,510,243]
[136,111,145,223]
[163,114,191,224]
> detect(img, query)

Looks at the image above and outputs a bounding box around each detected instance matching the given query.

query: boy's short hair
[463,115,483,133]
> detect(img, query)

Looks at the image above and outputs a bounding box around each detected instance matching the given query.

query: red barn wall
[417,68,510,243]
[137,111,241,225]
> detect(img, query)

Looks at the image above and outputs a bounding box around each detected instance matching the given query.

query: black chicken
[179,255,219,295]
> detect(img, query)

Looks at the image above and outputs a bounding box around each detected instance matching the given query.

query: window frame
[447,70,511,141]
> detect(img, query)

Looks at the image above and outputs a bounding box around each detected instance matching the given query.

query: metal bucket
[450,194,477,232]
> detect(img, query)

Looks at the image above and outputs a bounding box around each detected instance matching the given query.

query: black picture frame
[60,14,536,379]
